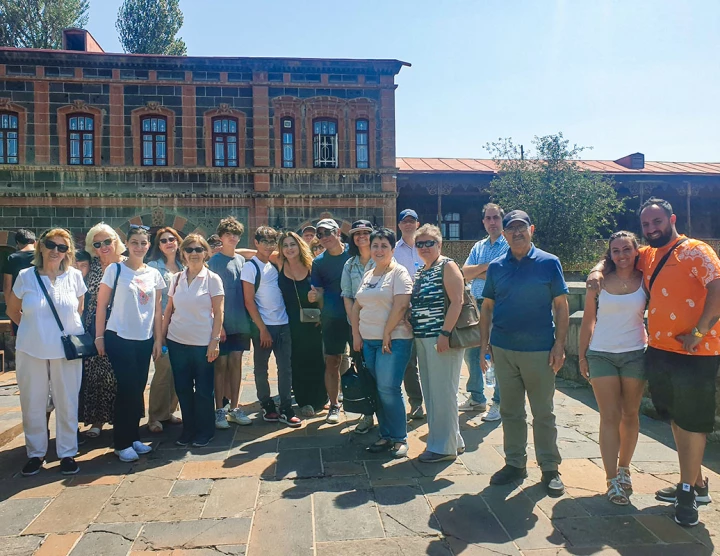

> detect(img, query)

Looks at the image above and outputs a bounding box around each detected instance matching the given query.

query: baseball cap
[502,210,532,228]
[316,218,339,231]
[301,225,316,234]
[349,220,373,235]
[399,209,419,221]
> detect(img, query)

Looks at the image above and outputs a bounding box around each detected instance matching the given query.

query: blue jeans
[167,340,215,443]
[363,338,413,442]
[464,346,500,405]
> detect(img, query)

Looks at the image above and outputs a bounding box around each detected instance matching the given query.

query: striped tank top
[410,258,448,338]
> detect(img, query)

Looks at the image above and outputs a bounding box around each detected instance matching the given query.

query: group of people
[4,197,720,529]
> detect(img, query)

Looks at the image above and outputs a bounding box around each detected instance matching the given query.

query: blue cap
[399,209,419,221]
[484,354,492,360]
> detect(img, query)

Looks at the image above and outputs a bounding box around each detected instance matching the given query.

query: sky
[85,0,720,162]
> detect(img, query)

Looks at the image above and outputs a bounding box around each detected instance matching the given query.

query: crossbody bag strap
[648,238,688,292]
[107,262,122,313]
[34,268,65,335]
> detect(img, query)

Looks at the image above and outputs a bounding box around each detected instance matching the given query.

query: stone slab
[373,484,440,537]
[35,532,82,556]
[314,489,385,542]
[365,459,423,480]
[135,518,252,550]
[634,514,698,544]
[458,444,506,475]
[112,475,174,498]
[552,515,659,547]
[249,493,313,556]
[24,485,116,534]
[202,477,258,519]
[418,475,491,495]
[179,459,275,479]
[95,494,205,523]
[316,537,454,555]
[170,478,214,496]
[2,535,44,556]
[69,525,138,556]
[323,461,367,477]
[275,447,323,479]
[0,497,50,536]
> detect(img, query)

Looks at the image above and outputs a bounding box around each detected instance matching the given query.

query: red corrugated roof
[396,158,720,175]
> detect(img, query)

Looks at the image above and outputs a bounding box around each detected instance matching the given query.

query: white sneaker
[458,395,487,412]
[227,408,252,426]
[215,408,230,429]
[132,441,152,455]
[114,447,139,462]
[482,404,501,422]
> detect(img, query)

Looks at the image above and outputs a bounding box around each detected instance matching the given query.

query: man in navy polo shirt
[479,210,569,497]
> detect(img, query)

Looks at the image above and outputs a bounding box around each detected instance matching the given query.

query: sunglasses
[316,230,335,239]
[184,247,206,254]
[44,239,69,253]
[415,240,437,249]
[159,237,177,244]
[92,238,113,249]
[129,224,150,231]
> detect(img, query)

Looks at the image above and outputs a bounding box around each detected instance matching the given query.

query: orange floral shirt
[637,236,720,355]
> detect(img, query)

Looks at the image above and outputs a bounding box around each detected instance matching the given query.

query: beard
[645,226,674,248]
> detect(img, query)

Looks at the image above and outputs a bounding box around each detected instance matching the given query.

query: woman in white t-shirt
[163,234,225,447]
[94,225,166,462]
[351,228,414,459]
[6,228,88,477]
[579,231,648,506]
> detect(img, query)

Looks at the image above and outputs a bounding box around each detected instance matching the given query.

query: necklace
[364,265,390,289]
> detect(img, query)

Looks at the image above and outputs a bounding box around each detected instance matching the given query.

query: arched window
[0,112,19,164]
[281,117,295,168]
[313,119,338,168]
[355,119,369,169]
[212,117,238,167]
[68,114,94,165]
[141,116,167,166]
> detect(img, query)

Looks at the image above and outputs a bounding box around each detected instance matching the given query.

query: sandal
[85,426,101,438]
[618,466,633,494]
[607,477,629,506]
[366,439,392,453]
[148,421,163,433]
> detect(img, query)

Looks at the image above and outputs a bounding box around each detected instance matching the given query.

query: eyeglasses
[184,247,206,254]
[92,238,113,249]
[316,230,335,239]
[129,224,150,231]
[506,224,529,234]
[44,239,69,253]
[415,240,437,249]
[258,239,278,247]
[159,237,177,244]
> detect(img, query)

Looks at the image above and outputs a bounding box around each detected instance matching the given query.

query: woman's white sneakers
[114,442,151,462]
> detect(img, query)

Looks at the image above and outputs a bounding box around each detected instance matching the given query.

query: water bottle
[162,346,168,355]
[484,354,495,387]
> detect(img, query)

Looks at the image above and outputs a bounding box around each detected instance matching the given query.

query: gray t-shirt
[208,252,249,335]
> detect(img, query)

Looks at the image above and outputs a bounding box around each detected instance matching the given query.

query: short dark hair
[639,197,673,218]
[482,203,505,219]
[254,226,278,242]
[370,228,396,249]
[75,250,91,263]
[15,229,35,245]
[217,216,245,237]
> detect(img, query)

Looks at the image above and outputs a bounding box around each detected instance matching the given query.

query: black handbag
[341,353,376,415]
[88,262,121,339]
[34,268,97,360]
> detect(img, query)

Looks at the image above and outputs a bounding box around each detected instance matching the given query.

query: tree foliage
[0,0,89,49]
[116,0,186,55]
[487,133,623,267]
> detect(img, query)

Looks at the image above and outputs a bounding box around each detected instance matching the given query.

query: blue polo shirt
[482,244,568,352]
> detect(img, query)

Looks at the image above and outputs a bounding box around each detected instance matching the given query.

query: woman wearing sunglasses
[146,227,184,433]
[6,229,87,476]
[162,235,224,447]
[94,225,166,462]
[80,223,127,439]
[409,224,466,463]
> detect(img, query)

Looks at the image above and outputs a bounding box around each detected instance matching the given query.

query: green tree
[0,0,89,49]
[486,133,623,268]
[116,0,187,55]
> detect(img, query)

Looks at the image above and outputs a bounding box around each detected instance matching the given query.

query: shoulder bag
[290,268,321,324]
[341,353,376,415]
[35,268,97,360]
[442,259,483,349]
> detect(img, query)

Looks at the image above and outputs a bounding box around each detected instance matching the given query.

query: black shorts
[645,347,720,433]
[219,333,250,356]
[322,317,350,356]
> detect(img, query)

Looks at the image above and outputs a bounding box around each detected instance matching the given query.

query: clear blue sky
[86,0,720,162]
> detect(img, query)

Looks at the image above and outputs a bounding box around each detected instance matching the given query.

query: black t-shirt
[4,250,34,286]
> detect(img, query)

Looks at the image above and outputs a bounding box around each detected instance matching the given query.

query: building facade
[0,30,407,256]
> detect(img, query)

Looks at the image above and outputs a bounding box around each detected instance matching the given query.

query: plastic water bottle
[484,354,495,387]
[162,346,168,355]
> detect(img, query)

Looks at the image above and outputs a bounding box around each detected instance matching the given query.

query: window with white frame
[141,116,167,166]
[282,117,295,168]
[442,212,461,241]
[356,119,369,168]
[313,119,338,168]
[68,114,94,165]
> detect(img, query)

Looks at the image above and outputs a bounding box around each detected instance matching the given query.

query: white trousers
[16,351,82,459]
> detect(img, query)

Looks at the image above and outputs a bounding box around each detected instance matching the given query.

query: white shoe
[215,408,230,429]
[227,408,252,426]
[458,395,486,412]
[114,447,139,462]
[482,405,501,422]
[132,441,152,455]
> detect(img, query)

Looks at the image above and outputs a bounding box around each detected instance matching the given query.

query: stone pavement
[1,356,720,555]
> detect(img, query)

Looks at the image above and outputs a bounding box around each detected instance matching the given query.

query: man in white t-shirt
[241,226,300,428]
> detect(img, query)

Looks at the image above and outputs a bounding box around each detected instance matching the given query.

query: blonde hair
[34,228,76,271]
[277,231,313,271]
[179,234,212,266]
[85,223,126,258]
[416,224,443,244]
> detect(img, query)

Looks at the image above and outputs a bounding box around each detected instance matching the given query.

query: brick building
[0,29,408,262]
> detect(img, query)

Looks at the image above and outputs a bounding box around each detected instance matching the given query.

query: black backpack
[341,354,376,415]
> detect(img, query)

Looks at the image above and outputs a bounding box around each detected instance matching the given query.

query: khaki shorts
[586,348,646,381]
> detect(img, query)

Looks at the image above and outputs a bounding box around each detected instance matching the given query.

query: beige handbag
[442,261,483,349]
[293,276,321,324]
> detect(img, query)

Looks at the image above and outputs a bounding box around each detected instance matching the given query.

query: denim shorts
[586,348,646,381]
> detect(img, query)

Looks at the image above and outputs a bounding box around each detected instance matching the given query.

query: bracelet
[212,336,221,342]
[95,336,104,340]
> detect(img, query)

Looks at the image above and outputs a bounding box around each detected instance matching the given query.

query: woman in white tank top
[579,231,648,506]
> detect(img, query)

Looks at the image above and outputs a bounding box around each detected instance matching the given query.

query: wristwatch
[692,327,705,339]
[439,330,452,338]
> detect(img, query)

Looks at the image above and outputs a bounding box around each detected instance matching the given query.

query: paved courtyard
[1,355,720,555]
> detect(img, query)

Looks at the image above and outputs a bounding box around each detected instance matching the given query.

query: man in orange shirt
[589,197,720,527]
